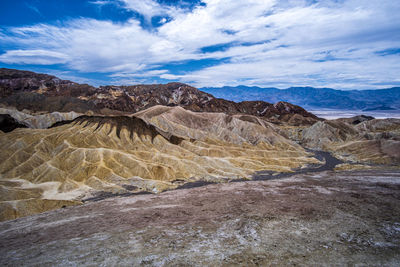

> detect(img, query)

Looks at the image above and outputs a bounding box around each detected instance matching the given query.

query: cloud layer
[0,0,399,88]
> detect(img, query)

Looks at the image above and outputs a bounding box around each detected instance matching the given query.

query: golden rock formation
[0,108,318,221]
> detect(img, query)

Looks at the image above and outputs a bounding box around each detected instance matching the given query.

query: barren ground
[1,169,400,266]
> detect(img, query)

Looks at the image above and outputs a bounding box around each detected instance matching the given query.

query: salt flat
[309,109,400,120]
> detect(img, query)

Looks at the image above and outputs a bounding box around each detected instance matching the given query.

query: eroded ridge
[0,112,317,221]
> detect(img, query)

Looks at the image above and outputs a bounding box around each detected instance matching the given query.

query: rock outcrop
[0,107,80,129]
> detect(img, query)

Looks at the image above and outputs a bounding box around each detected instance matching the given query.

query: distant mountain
[200,86,400,110]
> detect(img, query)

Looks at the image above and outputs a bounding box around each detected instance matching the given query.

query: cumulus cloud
[0,0,399,88]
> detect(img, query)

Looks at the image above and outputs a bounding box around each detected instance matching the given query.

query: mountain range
[0,68,319,126]
[201,86,400,111]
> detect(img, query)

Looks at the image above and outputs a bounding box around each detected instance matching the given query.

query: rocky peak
[0,68,56,80]
[0,68,81,98]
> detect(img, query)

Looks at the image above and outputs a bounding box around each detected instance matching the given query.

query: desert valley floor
[1,169,400,266]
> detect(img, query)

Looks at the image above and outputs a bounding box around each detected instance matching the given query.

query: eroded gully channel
[251,150,344,181]
[84,150,344,202]
[170,150,344,189]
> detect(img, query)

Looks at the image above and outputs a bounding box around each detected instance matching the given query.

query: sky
[0,0,399,89]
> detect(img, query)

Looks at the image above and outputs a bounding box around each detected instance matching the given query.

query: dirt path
[1,170,399,266]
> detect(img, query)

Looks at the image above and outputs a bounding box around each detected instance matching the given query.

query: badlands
[0,68,399,265]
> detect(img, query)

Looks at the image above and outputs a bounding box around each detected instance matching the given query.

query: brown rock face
[0,68,319,125]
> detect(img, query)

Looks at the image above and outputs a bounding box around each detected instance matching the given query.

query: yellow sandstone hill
[300,118,400,165]
[135,105,292,146]
[0,107,318,221]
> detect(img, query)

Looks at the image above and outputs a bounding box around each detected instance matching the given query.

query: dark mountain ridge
[0,68,319,125]
[201,85,400,110]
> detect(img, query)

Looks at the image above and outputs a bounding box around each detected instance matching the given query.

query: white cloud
[0,0,399,88]
[158,0,276,51]
[109,69,168,78]
[120,0,165,19]
[172,51,400,89]
[0,49,68,65]
[89,1,111,6]
[119,0,185,21]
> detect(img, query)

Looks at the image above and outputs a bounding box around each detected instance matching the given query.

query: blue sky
[0,0,399,89]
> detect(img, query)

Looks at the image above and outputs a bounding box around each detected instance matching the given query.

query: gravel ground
[1,170,400,266]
